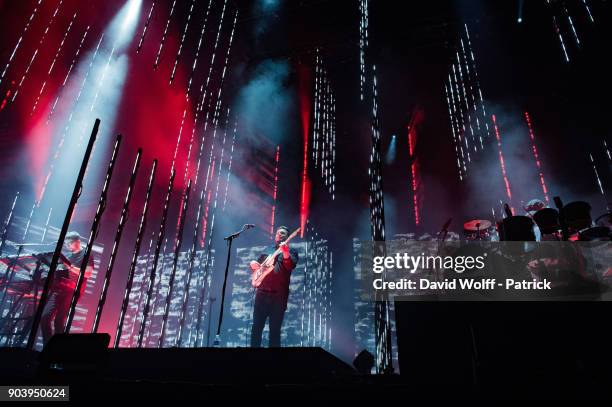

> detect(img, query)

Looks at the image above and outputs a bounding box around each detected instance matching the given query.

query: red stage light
[492,114,513,201]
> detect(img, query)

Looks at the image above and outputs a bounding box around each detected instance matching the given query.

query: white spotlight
[109,0,143,52]
[122,0,143,32]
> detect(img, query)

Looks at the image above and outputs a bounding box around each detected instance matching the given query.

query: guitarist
[249,226,299,347]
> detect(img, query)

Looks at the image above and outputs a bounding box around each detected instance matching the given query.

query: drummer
[524,199,548,241]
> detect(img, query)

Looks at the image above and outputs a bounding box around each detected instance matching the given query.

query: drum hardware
[578,225,611,242]
[595,211,612,228]
[560,201,592,232]
[463,219,492,241]
[554,196,570,241]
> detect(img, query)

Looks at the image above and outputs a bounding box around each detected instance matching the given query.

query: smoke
[254,0,282,39]
[35,42,129,218]
[462,102,605,218]
[463,104,542,216]
[233,59,294,146]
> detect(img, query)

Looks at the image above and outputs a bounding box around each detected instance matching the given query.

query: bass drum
[497,216,536,241]
[533,208,560,235]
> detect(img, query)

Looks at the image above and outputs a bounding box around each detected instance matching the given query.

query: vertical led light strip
[524,112,550,203]
[492,114,512,201]
[455,55,477,152]
[201,8,237,192]
[310,51,336,199]
[370,65,393,372]
[451,65,471,164]
[196,0,229,114]
[563,5,580,47]
[603,139,611,161]
[12,0,65,104]
[313,53,320,168]
[37,32,104,205]
[186,0,213,96]
[0,0,43,88]
[459,38,481,134]
[582,0,595,23]
[358,0,369,100]
[89,44,116,112]
[552,16,570,63]
[408,124,419,226]
[444,24,492,180]
[181,0,218,200]
[300,73,310,236]
[154,0,177,69]
[32,11,78,114]
[464,24,490,139]
[136,0,156,53]
[331,92,336,199]
[270,145,280,238]
[48,24,90,122]
[589,153,606,197]
[444,82,463,180]
[192,0,230,190]
[195,111,231,336]
[170,0,196,84]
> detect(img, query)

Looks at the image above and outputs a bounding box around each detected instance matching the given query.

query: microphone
[224,224,255,241]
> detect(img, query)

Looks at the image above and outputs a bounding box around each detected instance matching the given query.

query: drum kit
[454,198,611,293]
[461,198,612,243]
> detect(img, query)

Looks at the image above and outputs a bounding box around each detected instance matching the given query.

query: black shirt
[55,248,94,291]
[66,248,93,270]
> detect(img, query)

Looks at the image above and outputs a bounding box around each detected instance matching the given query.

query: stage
[0,0,611,399]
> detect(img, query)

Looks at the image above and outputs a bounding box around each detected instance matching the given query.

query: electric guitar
[251,227,301,288]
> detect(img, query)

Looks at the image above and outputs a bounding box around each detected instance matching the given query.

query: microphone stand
[213,224,252,346]
[435,219,452,283]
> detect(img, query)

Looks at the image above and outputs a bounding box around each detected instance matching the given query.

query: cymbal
[578,226,611,243]
[463,219,492,232]
[595,212,612,228]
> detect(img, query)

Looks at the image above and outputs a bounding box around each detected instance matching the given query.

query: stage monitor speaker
[38,333,110,378]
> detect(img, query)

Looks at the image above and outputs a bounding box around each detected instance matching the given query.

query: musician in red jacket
[249,226,299,347]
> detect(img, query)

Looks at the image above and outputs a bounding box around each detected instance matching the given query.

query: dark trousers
[41,288,72,344]
[250,291,286,348]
